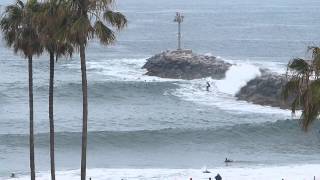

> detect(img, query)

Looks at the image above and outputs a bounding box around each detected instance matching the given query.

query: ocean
[1,0,320,179]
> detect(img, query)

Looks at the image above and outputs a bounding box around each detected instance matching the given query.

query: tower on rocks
[174,12,184,50]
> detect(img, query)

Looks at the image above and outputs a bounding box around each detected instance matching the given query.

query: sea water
[1,0,320,179]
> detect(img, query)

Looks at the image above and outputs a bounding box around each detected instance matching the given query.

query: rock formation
[143,50,294,109]
[142,50,231,80]
[235,71,292,109]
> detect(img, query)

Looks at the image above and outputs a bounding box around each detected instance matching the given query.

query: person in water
[203,167,211,173]
[215,173,222,180]
[225,158,233,163]
[206,82,211,91]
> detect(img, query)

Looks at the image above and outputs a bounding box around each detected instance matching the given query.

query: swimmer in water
[202,166,211,173]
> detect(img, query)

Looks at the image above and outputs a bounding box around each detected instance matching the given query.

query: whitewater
[6,165,320,180]
[76,57,292,116]
[1,0,320,179]
[1,55,313,179]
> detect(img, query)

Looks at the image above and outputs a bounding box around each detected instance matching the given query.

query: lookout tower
[174,12,184,50]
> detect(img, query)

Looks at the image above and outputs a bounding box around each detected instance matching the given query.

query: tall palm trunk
[80,43,88,180]
[28,55,35,180]
[49,51,56,180]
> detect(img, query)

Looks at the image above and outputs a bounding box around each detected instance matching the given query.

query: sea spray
[172,63,290,115]
[215,63,261,95]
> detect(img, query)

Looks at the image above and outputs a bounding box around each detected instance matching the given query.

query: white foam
[172,62,291,116]
[173,79,291,117]
[222,58,287,74]
[64,58,182,82]
[64,57,292,115]
[7,164,320,180]
[215,63,261,95]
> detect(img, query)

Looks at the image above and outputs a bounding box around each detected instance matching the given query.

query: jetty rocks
[142,50,231,80]
[235,72,291,109]
[143,50,292,109]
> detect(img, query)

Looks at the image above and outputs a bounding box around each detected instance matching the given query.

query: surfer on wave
[224,157,233,163]
[206,81,211,91]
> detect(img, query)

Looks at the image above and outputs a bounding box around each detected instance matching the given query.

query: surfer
[206,81,211,91]
[203,167,211,173]
[224,158,233,163]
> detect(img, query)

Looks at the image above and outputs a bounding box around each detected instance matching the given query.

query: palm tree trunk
[80,43,88,180]
[28,55,35,180]
[49,51,55,180]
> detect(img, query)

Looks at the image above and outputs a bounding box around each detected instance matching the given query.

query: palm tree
[33,1,73,179]
[46,43,73,180]
[58,1,127,179]
[0,0,43,179]
[283,46,320,131]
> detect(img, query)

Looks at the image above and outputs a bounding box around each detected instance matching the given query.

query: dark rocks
[142,50,231,80]
[143,49,294,109]
[235,71,292,109]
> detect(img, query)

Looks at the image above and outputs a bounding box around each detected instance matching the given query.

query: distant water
[1,0,320,179]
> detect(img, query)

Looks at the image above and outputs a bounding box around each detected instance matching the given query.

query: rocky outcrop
[143,50,294,109]
[142,50,231,80]
[235,71,292,109]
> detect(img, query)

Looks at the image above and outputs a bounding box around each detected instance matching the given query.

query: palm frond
[282,79,300,101]
[287,58,310,74]
[58,0,126,47]
[93,20,115,45]
[103,10,127,30]
[309,46,320,78]
[0,0,43,57]
[283,46,320,131]
[69,15,94,43]
[88,0,114,11]
[55,42,74,60]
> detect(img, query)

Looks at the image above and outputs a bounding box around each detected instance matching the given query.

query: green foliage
[59,0,127,47]
[0,0,43,57]
[94,20,115,45]
[103,10,128,29]
[0,2,127,180]
[283,46,320,131]
[288,58,309,74]
[31,0,74,59]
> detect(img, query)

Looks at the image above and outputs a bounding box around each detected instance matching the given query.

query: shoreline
[3,164,320,180]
